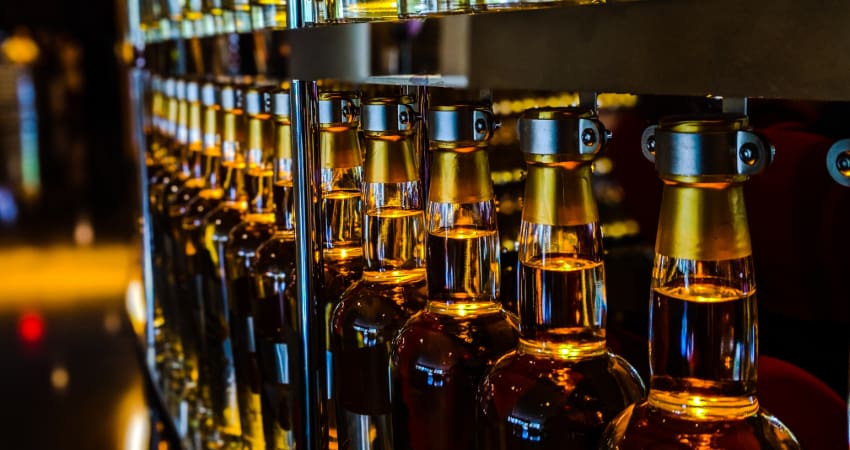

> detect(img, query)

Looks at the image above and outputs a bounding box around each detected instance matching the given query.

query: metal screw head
[399,110,409,124]
[646,136,656,153]
[581,128,597,146]
[739,143,758,166]
[838,152,850,175]
[475,118,487,134]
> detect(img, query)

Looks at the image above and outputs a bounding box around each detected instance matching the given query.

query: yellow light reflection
[0,244,134,311]
[126,278,146,337]
[116,377,149,450]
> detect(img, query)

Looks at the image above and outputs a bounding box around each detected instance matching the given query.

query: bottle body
[392,304,518,450]
[601,115,800,449]
[391,142,519,450]
[224,215,275,450]
[478,349,643,449]
[251,232,301,449]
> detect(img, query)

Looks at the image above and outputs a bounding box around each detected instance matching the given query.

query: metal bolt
[837,152,850,174]
[646,136,656,154]
[581,129,597,146]
[739,143,758,166]
[399,110,410,124]
[475,118,487,134]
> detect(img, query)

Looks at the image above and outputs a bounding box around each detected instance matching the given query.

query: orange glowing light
[19,311,44,343]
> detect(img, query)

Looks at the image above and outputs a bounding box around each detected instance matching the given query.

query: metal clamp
[517,108,609,159]
[827,139,850,187]
[201,82,218,107]
[361,100,418,134]
[318,93,360,127]
[272,90,291,119]
[428,105,497,145]
[642,125,773,177]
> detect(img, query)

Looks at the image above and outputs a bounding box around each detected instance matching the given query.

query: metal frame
[283,0,850,100]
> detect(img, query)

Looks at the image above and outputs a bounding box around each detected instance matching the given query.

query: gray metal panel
[283,0,850,100]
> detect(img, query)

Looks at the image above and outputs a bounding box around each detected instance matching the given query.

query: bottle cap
[186,80,200,102]
[201,82,218,107]
[642,114,773,180]
[220,85,236,111]
[175,79,186,101]
[244,88,262,115]
[361,96,416,134]
[163,77,175,97]
[272,90,291,119]
[318,92,360,127]
[518,107,608,162]
[428,104,496,147]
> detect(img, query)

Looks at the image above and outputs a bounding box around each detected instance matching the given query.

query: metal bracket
[827,139,850,187]
[722,97,748,116]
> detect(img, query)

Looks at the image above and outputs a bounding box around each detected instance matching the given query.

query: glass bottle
[477,108,645,449]
[398,0,468,19]
[224,0,253,32]
[224,86,275,450]
[249,89,302,450]
[200,82,250,449]
[391,104,519,450]
[333,0,398,23]
[601,115,801,449]
[145,74,169,369]
[149,77,186,401]
[318,92,365,448]
[330,97,428,450]
[164,80,206,428]
[251,0,287,30]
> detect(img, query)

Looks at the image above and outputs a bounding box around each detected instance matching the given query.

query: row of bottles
[137,0,600,42]
[142,73,801,449]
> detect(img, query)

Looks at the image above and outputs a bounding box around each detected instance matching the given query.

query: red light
[19,312,44,343]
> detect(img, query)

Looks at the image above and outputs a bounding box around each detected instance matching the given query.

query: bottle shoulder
[226,220,276,252]
[203,204,244,238]
[253,235,298,274]
[394,309,519,364]
[331,279,428,335]
[601,402,801,450]
[480,351,646,411]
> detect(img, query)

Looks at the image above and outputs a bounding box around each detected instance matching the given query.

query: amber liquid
[478,351,643,449]
[332,277,427,450]
[323,190,363,254]
[650,282,756,397]
[166,177,203,398]
[519,255,605,344]
[426,226,499,301]
[225,219,275,449]
[362,208,425,271]
[602,281,799,449]
[252,234,301,449]
[603,402,800,449]
[200,201,246,441]
[392,307,518,450]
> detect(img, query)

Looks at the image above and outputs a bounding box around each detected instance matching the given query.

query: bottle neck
[361,136,426,283]
[273,158,294,231]
[175,98,192,176]
[187,101,204,180]
[426,147,500,311]
[517,162,606,358]
[202,105,221,189]
[321,127,363,261]
[648,181,758,419]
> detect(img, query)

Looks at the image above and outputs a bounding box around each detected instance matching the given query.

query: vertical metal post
[122,0,157,376]
[288,0,323,446]
[417,85,429,203]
